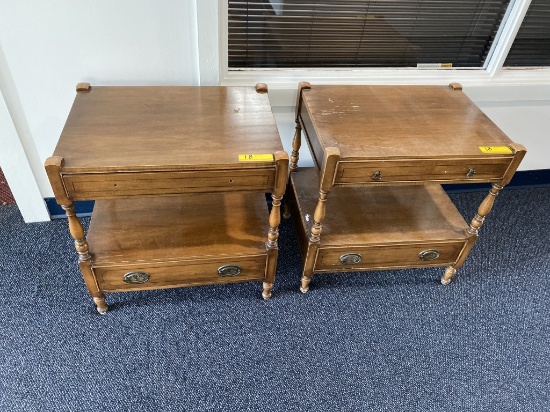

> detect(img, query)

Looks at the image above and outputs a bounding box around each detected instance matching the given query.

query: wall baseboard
[442,169,550,193]
[44,198,95,219]
[45,170,550,219]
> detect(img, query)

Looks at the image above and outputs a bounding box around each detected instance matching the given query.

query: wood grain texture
[94,255,266,292]
[290,83,525,288]
[87,192,270,265]
[63,169,275,200]
[54,86,283,173]
[44,156,71,204]
[300,85,517,161]
[288,168,470,287]
[501,143,527,185]
[47,85,289,308]
[315,241,465,272]
[335,157,513,185]
[264,152,289,297]
[290,168,468,247]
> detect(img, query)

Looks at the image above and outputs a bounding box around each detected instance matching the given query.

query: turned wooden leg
[262,281,274,300]
[289,81,311,172]
[289,122,302,172]
[298,147,340,294]
[300,274,313,293]
[300,242,318,294]
[440,183,504,285]
[62,203,108,313]
[93,297,109,314]
[263,152,289,300]
[299,189,328,294]
[264,193,283,300]
[441,266,456,285]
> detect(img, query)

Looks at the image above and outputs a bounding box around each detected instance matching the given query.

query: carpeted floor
[0,188,549,411]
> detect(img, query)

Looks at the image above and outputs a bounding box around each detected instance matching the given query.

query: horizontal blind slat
[228,0,510,68]
[505,0,550,66]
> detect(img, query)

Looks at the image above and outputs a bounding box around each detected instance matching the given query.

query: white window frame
[199,0,550,105]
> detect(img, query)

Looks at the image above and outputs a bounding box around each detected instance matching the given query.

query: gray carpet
[1,188,549,411]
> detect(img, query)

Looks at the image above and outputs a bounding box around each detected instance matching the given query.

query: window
[504,0,550,66]
[228,0,512,69]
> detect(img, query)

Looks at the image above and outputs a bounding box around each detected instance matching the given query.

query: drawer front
[93,255,267,292]
[336,158,513,184]
[63,169,275,200]
[315,241,466,272]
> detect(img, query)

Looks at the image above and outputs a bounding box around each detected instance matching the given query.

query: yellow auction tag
[479,146,513,154]
[238,154,274,162]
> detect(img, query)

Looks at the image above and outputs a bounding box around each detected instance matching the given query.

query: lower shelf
[86,192,270,292]
[288,168,470,274]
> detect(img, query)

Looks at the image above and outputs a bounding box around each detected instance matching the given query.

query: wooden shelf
[288,167,469,272]
[87,192,270,292]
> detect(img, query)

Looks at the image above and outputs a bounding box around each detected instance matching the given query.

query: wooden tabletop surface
[301,85,515,160]
[54,86,284,173]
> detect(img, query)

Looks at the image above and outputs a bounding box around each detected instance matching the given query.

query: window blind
[228,0,511,68]
[504,0,550,66]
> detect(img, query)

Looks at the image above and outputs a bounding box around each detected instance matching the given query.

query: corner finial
[256,83,268,93]
[76,82,91,92]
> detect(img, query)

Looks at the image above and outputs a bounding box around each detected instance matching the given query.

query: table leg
[62,203,107,313]
[441,183,503,285]
[263,151,289,299]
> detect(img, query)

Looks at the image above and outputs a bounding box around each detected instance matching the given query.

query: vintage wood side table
[45,83,288,313]
[286,82,526,293]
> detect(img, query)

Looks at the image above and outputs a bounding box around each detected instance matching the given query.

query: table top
[301,84,515,160]
[54,86,284,173]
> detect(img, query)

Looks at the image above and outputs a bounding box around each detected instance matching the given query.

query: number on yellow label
[238,154,274,162]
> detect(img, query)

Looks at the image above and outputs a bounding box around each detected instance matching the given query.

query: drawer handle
[418,250,440,261]
[123,271,150,284]
[466,167,476,178]
[371,170,382,181]
[339,253,362,265]
[218,265,242,277]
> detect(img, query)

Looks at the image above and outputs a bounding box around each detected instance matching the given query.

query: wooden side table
[45,83,288,313]
[287,82,526,292]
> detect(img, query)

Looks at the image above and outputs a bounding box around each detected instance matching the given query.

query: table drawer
[93,255,267,292]
[63,169,275,200]
[336,157,513,184]
[315,241,466,272]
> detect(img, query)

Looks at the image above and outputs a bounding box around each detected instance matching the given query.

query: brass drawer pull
[123,271,150,284]
[466,167,476,178]
[418,250,440,261]
[371,170,382,181]
[218,265,242,277]
[339,253,362,265]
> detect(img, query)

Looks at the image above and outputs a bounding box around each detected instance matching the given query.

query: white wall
[0,0,199,222]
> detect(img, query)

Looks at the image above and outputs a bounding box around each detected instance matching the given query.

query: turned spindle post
[263,151,289,299]
[284,82,311,220]
[300,147,340,293]
[441,143,526,285]
[289,82,311,172]
[441,183,502,285]
[44,156,108,313]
